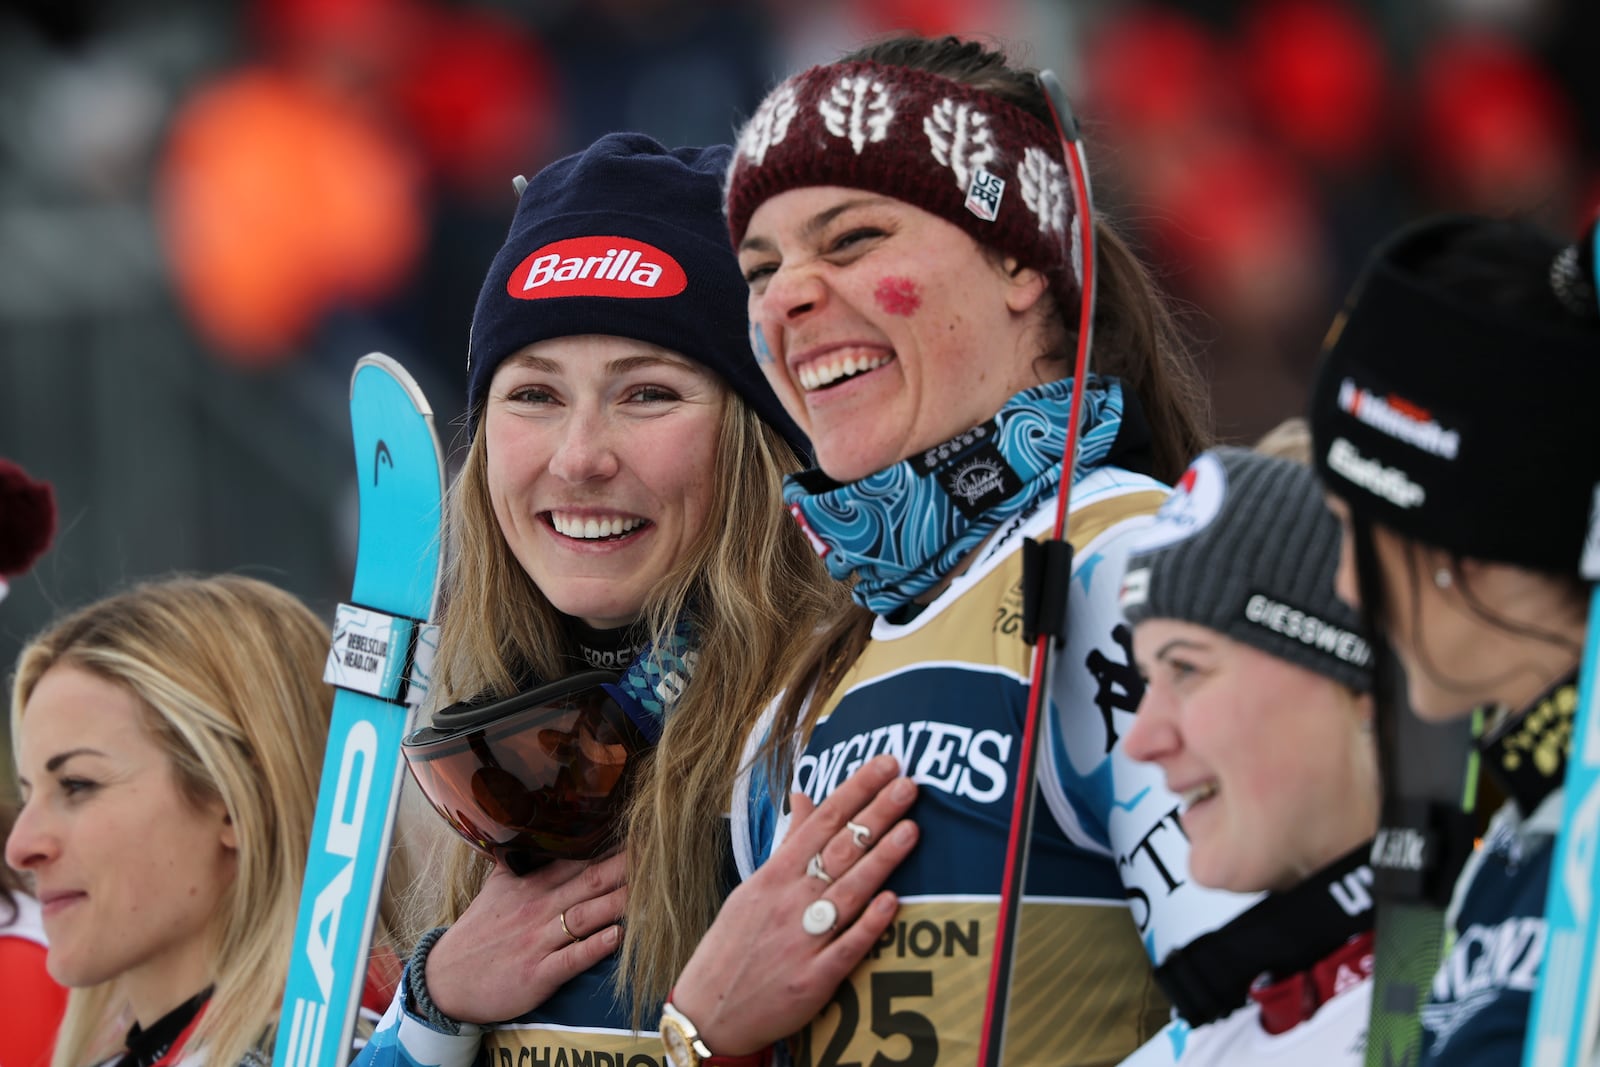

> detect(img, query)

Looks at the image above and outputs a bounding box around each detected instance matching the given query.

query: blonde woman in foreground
[7,575,353,1067]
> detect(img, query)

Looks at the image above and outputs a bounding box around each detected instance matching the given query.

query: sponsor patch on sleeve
[1128,452,1226,553]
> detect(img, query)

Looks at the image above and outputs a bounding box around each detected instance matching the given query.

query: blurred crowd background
[1,0,1597,739]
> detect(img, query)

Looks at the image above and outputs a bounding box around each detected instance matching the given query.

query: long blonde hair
[408,392,844,1022]
[11,575,334,1067]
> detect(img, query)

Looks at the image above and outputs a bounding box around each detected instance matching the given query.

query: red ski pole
[976,69,1098,1067]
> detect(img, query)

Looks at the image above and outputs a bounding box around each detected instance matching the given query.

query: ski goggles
[402,670,652,875]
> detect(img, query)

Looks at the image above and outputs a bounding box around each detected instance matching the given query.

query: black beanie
[1310,214,1600,576]
[466,133,806,456]
[1119,447,1374,693]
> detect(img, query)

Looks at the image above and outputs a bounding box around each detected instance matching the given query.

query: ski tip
[351,353,436,418]
[1037,70,1081,145]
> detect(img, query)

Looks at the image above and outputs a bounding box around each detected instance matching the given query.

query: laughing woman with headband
[660,34,1255,1067]
[358,134,857,1067]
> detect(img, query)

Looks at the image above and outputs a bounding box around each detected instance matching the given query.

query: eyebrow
[16,747,109,787]
[738,196,895,254]
[1155,638,1211,661]
[46,748,106,773]
[504,352,698,378]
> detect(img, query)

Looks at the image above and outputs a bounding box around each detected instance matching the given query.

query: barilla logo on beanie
[507,236,687,300]
[1130,452,1227,554]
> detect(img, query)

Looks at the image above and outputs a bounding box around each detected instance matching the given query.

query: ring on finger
[559,910,583,944]
[845,820,871,850]
[806,852,833,885]
[802,898,839,936]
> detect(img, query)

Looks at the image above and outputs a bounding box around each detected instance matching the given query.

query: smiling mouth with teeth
[547,514,648,541]
[1179,781,1218,811]
[798,351,894,392]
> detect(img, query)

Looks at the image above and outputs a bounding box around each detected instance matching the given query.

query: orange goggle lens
[402,671,651,874]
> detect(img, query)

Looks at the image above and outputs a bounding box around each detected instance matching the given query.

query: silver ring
[806,852,833,884]
[802,898,839,936]
[846,821,871,850]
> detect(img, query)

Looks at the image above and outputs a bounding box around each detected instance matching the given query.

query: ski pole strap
[1020,536,1074,648]
[323,602,439,707]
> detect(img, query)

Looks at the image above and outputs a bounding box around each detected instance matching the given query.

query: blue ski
[1524,223,1600,1067]
[274,354,445,1067]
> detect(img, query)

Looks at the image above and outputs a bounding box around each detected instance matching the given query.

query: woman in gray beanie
[355,133,854,1067]
[1117,444,1379,1066]
[1310,214,1600,1067]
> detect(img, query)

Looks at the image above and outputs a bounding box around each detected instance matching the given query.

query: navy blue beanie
[466,133,806,458]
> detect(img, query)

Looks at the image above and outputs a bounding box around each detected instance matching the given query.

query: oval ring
[559,910,583,944]
[802,898,839,936]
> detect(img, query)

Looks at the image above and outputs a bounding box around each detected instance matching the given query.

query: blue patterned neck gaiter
[785,378,1126,616]
[601,616,698,743]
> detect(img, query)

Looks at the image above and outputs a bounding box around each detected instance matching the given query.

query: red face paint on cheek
[874,276,922,317]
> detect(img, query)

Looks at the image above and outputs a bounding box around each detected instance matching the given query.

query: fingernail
[875,894,897,914]
[893,822,917,845]
[605,925,621,946]
[891,777,915,801]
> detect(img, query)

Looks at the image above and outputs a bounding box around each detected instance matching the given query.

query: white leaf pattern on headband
[739,83,799,166]
[924,99,996,192]
[819,76,894,154]
[1019,147,1068,237]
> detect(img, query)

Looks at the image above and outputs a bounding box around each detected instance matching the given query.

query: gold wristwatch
[659,1000,770,1067]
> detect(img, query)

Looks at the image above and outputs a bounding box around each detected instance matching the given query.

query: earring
[1434,568,1453,589]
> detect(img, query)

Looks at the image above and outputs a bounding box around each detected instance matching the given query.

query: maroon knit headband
[725,60,1080,291]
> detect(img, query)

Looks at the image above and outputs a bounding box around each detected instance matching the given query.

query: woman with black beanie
[1310,213,1600,1066]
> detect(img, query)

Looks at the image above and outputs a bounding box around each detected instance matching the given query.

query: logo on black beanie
[507,236,687,300]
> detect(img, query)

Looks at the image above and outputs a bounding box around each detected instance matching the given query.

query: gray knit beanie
[1118,446,1373,692]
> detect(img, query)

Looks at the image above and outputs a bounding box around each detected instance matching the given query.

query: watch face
[662,1017,696,1067]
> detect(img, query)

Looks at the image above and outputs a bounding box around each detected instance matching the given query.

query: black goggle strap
[323,601,439,707]
[600,616,698,745]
